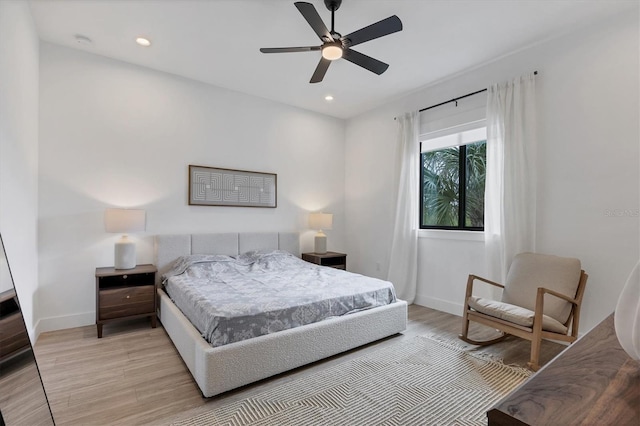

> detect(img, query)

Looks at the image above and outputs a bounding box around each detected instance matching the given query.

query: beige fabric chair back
[502,253,582,324]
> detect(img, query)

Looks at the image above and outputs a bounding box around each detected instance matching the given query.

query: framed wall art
[188,165,277,208]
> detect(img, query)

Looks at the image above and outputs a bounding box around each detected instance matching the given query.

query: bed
[155,232,408,397]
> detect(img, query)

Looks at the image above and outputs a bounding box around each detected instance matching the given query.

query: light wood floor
[0,350,55,425]
[34,305,566,426]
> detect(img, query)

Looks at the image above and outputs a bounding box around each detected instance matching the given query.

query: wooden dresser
[488,314,639,425]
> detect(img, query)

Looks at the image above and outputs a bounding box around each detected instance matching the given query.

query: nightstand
[302,252,347,270]
[0,289,30,361]
[95,264,157,338]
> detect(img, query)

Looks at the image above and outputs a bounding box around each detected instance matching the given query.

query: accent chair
[459,252,588,370]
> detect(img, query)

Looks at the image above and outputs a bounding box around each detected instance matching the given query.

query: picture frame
[188,165,277,208]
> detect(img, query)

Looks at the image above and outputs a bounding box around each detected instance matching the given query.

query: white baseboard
[413,294,463,317]
[34,312,94,342]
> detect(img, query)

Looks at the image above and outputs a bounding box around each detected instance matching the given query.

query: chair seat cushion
[468,296,568,334]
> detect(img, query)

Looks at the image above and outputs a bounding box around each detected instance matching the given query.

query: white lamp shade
[309,213,333,230]
[105,208,146,233]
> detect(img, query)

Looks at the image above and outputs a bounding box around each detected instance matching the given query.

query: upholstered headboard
[154,232,299,285]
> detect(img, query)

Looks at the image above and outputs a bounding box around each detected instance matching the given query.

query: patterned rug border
[172,335,532,426]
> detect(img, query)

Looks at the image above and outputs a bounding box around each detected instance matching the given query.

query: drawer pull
[126,295,130,299]
[123,275,128,279]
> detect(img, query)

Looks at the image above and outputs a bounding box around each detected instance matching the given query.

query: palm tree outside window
[420,125,486,230]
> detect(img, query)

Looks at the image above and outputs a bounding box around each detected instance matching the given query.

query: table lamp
[309,212,333,254]
[104,208,146,269]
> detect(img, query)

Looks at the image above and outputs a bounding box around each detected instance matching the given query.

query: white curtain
[387,112,419,302]
[484,73,537,283]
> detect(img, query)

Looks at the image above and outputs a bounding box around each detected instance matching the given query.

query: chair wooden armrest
[533,286,579,330]
[468,274,505,289]
[537,286,579,306]
[464,275,505,305]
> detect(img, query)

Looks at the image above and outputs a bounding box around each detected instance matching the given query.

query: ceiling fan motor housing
[324,0,342,11]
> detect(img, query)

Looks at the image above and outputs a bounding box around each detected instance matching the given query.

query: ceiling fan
[260,0,402,83]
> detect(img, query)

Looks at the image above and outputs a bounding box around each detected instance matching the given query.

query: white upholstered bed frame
[154,232,408,397]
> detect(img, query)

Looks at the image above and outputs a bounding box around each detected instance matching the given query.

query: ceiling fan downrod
[324,0,341,33]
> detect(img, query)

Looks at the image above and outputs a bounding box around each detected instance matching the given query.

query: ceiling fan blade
[260,46,322,53]
[310,57,331,83]
[342,15,402,48]
[342,49,389,75]
[294,2,333,41]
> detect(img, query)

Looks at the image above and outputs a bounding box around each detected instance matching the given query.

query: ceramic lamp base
[314,232,327,254]
[114,238,136,269]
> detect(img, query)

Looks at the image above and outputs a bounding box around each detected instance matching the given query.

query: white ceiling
[29,0,636,119]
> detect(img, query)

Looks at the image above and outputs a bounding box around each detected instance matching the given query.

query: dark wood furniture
[302,252,347,270]
[95,264,157,338]
[0,289,30,361]
[488,313,639,425]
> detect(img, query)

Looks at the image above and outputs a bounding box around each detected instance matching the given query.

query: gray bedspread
[162,250,397,348]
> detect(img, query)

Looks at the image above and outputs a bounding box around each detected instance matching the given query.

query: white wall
[38,43,346,334]
[0,1,40,340]
[345,10,639,334]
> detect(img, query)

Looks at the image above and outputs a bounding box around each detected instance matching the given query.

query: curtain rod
[394,71,538,120]
[419,71,538,113]
[419,88,486,113]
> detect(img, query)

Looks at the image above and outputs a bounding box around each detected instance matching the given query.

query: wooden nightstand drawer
[98,285,155,320]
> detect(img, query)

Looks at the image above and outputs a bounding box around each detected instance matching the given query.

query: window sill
[418,229,485,242]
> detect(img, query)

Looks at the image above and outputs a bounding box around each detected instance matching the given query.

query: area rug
[172,336,531,426]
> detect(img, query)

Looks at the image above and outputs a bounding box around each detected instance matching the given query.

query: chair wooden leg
[461,308,471,339]
[528,288,545,371]
[458,278,509,346]
[527,337,542,371]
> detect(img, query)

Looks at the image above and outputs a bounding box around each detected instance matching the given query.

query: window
[420,125,486,230]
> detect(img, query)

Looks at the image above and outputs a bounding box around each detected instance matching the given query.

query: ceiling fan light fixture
[322,42,343,60]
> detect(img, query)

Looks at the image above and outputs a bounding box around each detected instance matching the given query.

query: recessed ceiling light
[325,95,334,101]
[135,37,151,47]
[74,34,92,45]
